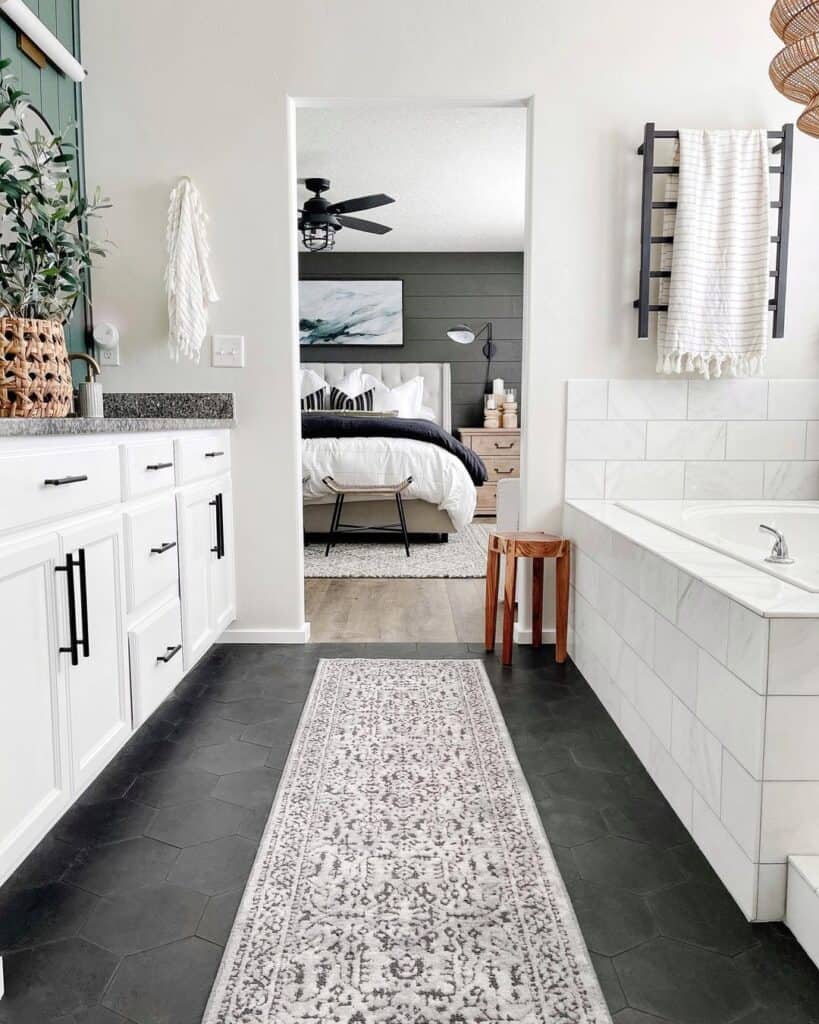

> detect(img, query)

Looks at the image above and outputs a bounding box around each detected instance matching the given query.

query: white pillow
[300,368,327,399]
[370,376,425,419]
[417,404,438,423]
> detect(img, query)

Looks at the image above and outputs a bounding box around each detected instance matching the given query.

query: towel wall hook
[633,122,794,340]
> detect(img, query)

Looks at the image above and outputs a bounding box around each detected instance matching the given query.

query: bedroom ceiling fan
[298,178,395,252]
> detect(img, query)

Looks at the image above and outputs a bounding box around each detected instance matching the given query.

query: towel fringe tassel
[657,350,765,381]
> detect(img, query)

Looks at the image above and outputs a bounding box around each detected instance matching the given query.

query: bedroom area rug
[304,521,491,578]
[202,659,611,1024]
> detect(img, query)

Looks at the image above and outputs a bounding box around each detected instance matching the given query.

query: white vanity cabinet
[177,476,236,668]
[0,426,235,891]
[0,535,70,884]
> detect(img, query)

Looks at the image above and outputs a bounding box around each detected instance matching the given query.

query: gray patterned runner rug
[203,659,611,1023]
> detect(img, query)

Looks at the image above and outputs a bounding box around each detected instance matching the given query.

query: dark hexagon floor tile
[519,743,573,778]
[614,1011,674,1023]
[187,739,270,775]
[167,716,244,752]
[102,936,222,1024]
[570,880,657,957]
[591,953,626,1014]
[669,842,725,888]
[602,798,690,850]
[166,835,256,896]
[237,806,268,841]
[145,797,247,848]
[53,799,155,849]
[65,837,179,896]
[536,796,608,847]
[0,938,118,1021]
[1,836,81,893]
[537,764,620,807]
[734,924,819,1021]
[574,837,685,894]
[0,882,97,953]
[128,768,218,808]
[571,735,642,775]
[241,709,302,749]
[81,883,207,955]
[212,766,281,811]
[648,879,758,955]
[196,888,242,946]
[551,843,581,888]
[76,765,137,806]
[264,743,292,771]
[615,936,755,1024]
[116,737,197,774]
[606,770,667,808]
[216,696,302,725]
[71,1006,130,1024]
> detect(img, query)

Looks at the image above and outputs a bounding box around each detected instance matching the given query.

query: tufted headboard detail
[302,362,452,432]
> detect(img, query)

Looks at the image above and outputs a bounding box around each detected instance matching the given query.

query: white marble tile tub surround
[786,857,819,971]
[566,379,819,502]
[564,497,819,927]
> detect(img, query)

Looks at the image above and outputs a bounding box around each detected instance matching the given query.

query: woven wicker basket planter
[0,317,73,418]
[772,1,819,44]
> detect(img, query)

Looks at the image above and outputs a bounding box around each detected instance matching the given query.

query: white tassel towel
[657,129,771,380]
[165,177,219,363]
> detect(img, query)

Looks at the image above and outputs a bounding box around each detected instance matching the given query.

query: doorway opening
[292,100,532,642]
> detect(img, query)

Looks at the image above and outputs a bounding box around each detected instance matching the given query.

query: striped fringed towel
[657,129,771,380]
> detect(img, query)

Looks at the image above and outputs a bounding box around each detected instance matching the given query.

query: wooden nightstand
[458,427,521,516]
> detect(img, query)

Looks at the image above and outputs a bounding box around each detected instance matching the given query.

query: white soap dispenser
[68,353,104,418]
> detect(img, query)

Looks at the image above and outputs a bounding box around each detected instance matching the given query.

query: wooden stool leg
[555,543,570,663]
[502,551,518,666]
[484,547,501,652]
[532,557,544,648]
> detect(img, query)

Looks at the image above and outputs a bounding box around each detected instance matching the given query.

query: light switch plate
[212,334,245,368]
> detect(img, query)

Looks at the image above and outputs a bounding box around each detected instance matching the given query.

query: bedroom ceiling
[296,105,527,252]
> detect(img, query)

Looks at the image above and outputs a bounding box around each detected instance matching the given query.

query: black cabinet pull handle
[209,494,225,558]
[44,475,88,487]
[56,554,79,666]
[204,451,224,458]
[150,540,177,555]
[146,462,173,471]
[77,548,90,659]
[156,644,182,664]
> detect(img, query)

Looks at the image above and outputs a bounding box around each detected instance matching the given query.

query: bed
[301,362,484,536]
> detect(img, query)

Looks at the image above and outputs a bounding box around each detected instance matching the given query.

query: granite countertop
[0,393,236,436]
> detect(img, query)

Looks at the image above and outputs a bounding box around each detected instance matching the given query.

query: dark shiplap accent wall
[299,252,523,429]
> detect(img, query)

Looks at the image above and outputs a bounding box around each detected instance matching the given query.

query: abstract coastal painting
[299,279,403,346]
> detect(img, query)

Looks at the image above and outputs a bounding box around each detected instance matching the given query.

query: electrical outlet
[98,344,120,367]
[211,334,245,368]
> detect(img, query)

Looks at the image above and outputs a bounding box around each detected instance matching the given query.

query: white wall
[80,0,819,638]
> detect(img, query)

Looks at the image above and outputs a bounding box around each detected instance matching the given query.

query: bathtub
[617,500,819,594]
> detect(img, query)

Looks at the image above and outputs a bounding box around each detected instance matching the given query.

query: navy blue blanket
[301,413,488,485]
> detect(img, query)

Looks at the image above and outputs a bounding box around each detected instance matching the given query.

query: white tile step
[786,856,819,969]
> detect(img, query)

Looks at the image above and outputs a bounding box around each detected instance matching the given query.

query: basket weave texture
[0,318,73,418]
[770,1,819,138]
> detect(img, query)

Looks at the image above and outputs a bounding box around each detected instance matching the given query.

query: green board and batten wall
[0,0,88,360]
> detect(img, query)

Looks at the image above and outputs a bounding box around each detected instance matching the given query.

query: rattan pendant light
[770,0,819,137]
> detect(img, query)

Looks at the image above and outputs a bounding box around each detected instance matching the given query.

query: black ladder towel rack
[634,122,794,340]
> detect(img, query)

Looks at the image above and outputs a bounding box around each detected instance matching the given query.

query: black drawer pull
[146,462,173,471]
[150,541,177,555]
[45,475,88,487]
[156,644,182,664]
[204,451,224,458]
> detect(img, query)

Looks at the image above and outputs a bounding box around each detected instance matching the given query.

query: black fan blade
[337,215,392,235]
[328,193,395,214]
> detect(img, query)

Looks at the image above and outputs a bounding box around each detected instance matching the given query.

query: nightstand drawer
[475,483,498,512]
[469,434,521,457]
[483,457,520,482]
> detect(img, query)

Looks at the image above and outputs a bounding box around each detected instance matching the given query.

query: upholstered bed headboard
[302,362,452,432]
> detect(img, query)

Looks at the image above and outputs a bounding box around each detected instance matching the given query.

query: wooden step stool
[485,531,571,666]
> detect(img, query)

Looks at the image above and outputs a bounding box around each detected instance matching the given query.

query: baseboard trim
[513,625,557,645]
[218,623,311,645]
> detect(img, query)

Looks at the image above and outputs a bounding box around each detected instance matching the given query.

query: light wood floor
[306,578,500,643]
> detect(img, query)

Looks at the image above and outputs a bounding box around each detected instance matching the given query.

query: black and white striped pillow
[330,386,375,412]
[301,387,327,411]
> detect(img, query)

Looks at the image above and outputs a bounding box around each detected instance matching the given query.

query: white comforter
[302,436,477,531]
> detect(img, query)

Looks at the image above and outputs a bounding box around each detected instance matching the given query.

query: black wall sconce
[446,321,496,391]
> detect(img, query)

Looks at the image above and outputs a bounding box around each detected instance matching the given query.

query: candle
[492,378,505,396]
[485,395,497,411]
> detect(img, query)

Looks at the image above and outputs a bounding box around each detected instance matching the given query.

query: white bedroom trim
[219,623,312,644]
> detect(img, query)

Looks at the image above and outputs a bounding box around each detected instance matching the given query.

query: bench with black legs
[322,476,414,557]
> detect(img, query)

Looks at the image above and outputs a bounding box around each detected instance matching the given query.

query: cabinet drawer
[475,483,498,512]
[469,434,521,457]
[129,599,184,726]
[124,497,179,612]
[483,457,520,483]
[0,444,121,534]
[121,439,176,500]
[174,432,231,485]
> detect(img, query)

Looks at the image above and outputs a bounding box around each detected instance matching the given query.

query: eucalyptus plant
[0,58,110,323]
